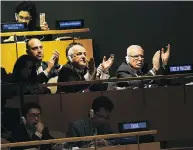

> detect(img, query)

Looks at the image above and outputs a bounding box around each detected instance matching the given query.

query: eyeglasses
[129,55,144,60]
[17,15,31,21]
[31,46,43,51]
[27,113,40,119]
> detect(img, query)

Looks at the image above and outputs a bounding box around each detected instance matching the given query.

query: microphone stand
[72,31,75,43]
[13,34,19,59]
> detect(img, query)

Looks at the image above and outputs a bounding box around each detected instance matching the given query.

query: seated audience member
[57,42,114,93]
[26,38,61,83]
[116,44,170,87]
[10,102,53,150]
[3,1,52,42]
[12,55,51,95]
[1,67,12,83]
[66,96,114,148]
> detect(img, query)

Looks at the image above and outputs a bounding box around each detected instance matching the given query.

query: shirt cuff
[43,70,49,77]
[150,69,156,76]
[84,71,92,81]
[100,72,110,79]
[58,65,63,71]
[35,131,42,139]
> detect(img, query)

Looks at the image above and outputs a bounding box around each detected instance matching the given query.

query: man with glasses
[66,96,114,148]
[26,38,61,83]
[116,44,170,87]
[57,42,114,93]
[10,102,53,150]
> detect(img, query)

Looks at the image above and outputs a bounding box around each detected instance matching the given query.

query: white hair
[67,45,83,56]
[126,45,143,56]
[68,47,74,56]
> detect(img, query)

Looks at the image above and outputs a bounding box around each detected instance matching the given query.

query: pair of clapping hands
[152,44,171,72]
[86,54,115,77]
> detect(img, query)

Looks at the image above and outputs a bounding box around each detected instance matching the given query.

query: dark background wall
[1,1,193,75]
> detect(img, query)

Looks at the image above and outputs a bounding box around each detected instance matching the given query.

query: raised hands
[152,44,171,71]
[96,54,114,77]
[102,54,115,71]
[40,22,49,31]
[152,50,161,71]
[46,50,60,73]
[87,58,96,74]
[161,44,170,65]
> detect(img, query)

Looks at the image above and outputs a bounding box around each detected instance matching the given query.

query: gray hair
[127,45,143,56]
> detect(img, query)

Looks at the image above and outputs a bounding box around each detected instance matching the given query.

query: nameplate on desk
[166,64,193,74]
[119,121,149,133]
[1,22,28,32]
[56,19,84,30]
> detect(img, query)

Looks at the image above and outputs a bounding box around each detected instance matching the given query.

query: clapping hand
[87,58,95,74]
[161,44,170,65]
[101,54,114,72]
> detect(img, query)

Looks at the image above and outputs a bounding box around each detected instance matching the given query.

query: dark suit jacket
[10,124,53,150]
[116,61,165,88]
[37,61,60,84]
[57,62,90,93]
[66,119,113,148]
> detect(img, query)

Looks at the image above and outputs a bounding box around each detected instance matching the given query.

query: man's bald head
[26,38,44,61]
[126,45,144,70]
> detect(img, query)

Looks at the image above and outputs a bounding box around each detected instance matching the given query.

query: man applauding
[57,43,114,93]
[116,44,170,87]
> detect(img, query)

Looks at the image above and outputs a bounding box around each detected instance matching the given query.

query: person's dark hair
[66,42,84,57]
[15,1,37,30]
[22,102,41,117]
[92,96,114,113]
[12,54,38,83]
[26,39,30,50]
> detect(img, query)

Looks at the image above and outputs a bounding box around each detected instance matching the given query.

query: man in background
[10,102,53,150]
[66,96,114,148]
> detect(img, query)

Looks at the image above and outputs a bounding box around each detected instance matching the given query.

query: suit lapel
[41,61,48,71]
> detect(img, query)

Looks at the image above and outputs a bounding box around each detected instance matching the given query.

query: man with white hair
[57,42,114,93]
[116,44,170,87]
